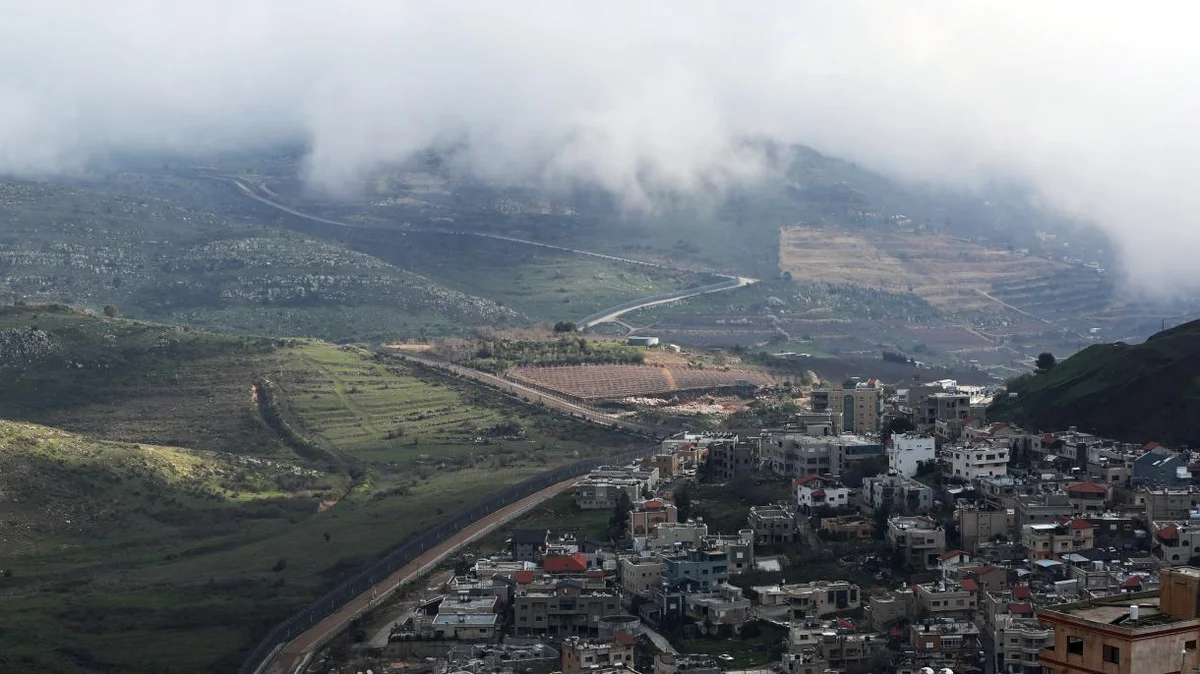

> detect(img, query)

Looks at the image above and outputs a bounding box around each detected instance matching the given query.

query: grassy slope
[989,319,1200,444]
[0,306,641,674]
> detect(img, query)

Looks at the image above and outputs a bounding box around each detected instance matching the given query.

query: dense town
[335,378,1199,674]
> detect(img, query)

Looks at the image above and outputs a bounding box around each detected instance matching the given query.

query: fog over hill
[4,2,1200,295]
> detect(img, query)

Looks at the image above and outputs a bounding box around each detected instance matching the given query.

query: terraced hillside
[509,363,774,400]
[0,307,639,674]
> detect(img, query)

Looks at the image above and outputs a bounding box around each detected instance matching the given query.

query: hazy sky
[3,1,1200,293]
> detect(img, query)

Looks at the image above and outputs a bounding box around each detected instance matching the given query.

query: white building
[946,444,1009,481]
[794,475,851,514]
[889,433,936,477]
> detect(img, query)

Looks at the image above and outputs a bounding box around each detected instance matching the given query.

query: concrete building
[862,472,935,514]
[511,529,549,562]
[820,516,875,540]
[1065,481,1108,514]
[661,550,729,592]
[794,475,851,514]
[1022,520,1095,561]
[513,580,621,635]
[956,504,1012,553]
[648,522,709,550]
[629,499,677,537]
[992,613,1054,674]
[909,619,980,658]
[887,516,947,570]
[684,584,752,629]
[866,590,916,631]
[850,379,883,434]
[429,613,500,641]
[946,444,1010,481]
[1037,567,1200,674]
[1153,521,1200,565]
[704,437,759,480]
[762,433,884,478]
[1015,493,1073,528]
[1140,487,1200,522]
[561,636,635,672]
[574,478,644,510]
[915,579,979,619]
[1132,445,1190,486]
[782,580,862,618]
[918,391,972,426]
[748,503,801,545]
[619,555,665,598]
[889,433,936,476]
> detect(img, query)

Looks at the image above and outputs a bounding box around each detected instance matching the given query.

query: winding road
[221,177,758,329]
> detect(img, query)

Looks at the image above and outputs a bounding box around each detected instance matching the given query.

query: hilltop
[989,318,1200,445]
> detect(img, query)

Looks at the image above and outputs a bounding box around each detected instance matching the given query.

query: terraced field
[509,364,774,400]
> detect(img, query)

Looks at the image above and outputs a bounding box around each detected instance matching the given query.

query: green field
[0,306,641,673]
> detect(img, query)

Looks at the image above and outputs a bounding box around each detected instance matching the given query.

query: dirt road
[262,476,582,674]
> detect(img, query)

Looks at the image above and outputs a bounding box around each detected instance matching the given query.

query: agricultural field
[0,305,641,674]
[509,363,775,401]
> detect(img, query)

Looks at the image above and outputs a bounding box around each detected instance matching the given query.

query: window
[1067,637,1083,655]
[1187,640,1198,651]
[1102,644,1120,664]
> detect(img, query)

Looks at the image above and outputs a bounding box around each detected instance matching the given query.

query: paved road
[263,475,584,674]
[220,176,758,330]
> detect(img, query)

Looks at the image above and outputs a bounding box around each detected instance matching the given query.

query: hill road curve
[262,475,584,674]
[219,176,759,328]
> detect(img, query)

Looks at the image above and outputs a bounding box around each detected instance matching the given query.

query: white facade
[797,483,851,513]
[947,445,1009,481]
[889,434,936,477]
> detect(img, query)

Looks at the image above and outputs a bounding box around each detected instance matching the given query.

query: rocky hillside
[989,319,1200,445]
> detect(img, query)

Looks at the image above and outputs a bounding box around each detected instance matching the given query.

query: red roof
[1067,481,1107,495]
[1144,441,1162,451]
[1012,585,1032,600]
[1009,602,1034,614]
[613,632,636,646]
[1120,576,1143,589]
[961,579,979,592]
[1159,524,1180,541]
[811,489,826,498]
[939,550,969,562]
[1042,434,1057,444]
[643,499,665,510]
[515,570,534,584]
[543,552,588,574]
[837,617,854,630]
[794,475,826,487]
[1067,519,1094,530]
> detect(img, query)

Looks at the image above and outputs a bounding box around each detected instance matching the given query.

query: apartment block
[886,516,947,570]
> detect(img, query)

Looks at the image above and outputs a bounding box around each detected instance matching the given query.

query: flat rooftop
[1056,596,1183,628]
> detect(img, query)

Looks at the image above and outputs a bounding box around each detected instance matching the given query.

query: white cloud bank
[3,1,1200,292]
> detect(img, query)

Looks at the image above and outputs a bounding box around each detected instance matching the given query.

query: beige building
[513,581,621,635]
[886,516,947,570]
[1038,567,1200,674]
[850,381,883,434]
[781,580,862,618]
[619,555,665,598]
[1021,520,1095,561]
[561,637,635,673]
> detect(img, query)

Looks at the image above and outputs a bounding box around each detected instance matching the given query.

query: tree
[882,417,916,444]
[675,484,693,522]
[553,321,576,333]
[610,489,633,540]
[102,305,120,318]
[1035,352,1057,374]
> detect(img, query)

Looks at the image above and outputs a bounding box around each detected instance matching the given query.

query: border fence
[238,446,655,674]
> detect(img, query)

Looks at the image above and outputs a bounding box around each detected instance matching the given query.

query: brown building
[820,515,875,540]
[1038,567,1200,674]
[514,580,621,635]
[561,636,636,672]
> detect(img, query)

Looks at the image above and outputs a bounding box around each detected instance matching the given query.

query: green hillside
[989,318,1200,445]
[0,305,639,673]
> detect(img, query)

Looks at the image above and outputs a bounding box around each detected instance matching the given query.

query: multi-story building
[1037,567,1200,674]
[1021,520,1095,561]
[513,580,621,635]
[820,515,875,540]
[662,550,729,592]
[748,503,800,545]
[886,516,947,570]
[684,584,752,629]
[918,391,972,426]
[1065,481,1108,513]
[649,522,709,550]
[788,623,889,670]
[762,433,884,478]
[914,580,978,619]
[862,472,935,514]
[956,504,1012,553]
[889,433,936,476]
[1139,486,1200,522]
[945,444,1010,481]
[1153,521,1200,566]
[629,499,678,537]
[703,531,754,574]
[1132,445,1190,486]
[619,554,665,599]
[1015,494,1073,528]
[511,529,549,562]
[909,619,980,658]
[866,589,916,631]
[992,613,1053,674]
[794,475,851,514]
[850,379,883,434]
[648,452,682,480]
[783,580,862,618]
[561,636,635,673]
[704,437,759,480]
[574,478,645,510]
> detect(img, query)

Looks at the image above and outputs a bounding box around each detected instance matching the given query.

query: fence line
[239,446,654,674]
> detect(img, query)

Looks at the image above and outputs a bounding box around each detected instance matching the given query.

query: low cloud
[3,1,1200,294]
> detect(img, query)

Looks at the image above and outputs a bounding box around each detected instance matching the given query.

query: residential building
[648,452,682,480]
[619,555,665,598]
[917,391,972,426]
[992,613,1053,674]
[946,443,1010,481]
[429,613,499,641]
[684,584,752,629]
[1015,493,1073,528]
[788,622,889,670]
[661,550,728,592]
[653,654,721,674]
[890,433,936,476]
[863,472,935,514]
[704,531,754,574]
[794,475,851,514]
[783,580,862,618]
[866,590,916,631]
[1140,487,1200,522]
[511,529,549,562]
[748,503,801,545]
[1065,481,1108,513]
[762,433,884,478]
[513,580,621,635]
[1022,520,1095,561]
[543,552,589,575]
[850,379,883,434]
[1132,445,1190,486]
[648,522,708,550]
[1153,521,1200,565]
[1037,567,1200,674]
[909,619,980,657]
[629,499,678,537]
[704,437,759,480]
[886,516,947,569]
[561,636,635,673]
[915,579,978,619]
[819,515,875,540]
[574,478,644,510]
[956,504,1012,553]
